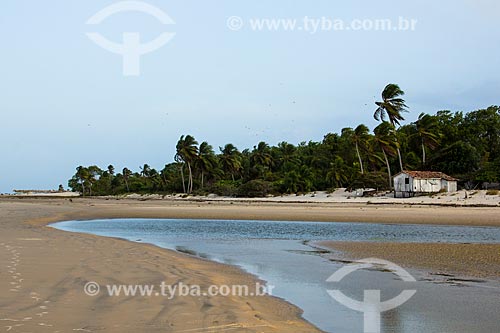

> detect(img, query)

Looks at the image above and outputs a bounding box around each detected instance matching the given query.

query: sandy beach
[1,197,500,332]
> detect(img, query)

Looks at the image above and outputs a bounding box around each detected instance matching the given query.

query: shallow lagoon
[52,219,500,333]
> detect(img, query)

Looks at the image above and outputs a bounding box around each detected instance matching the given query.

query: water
[51,219,500,333]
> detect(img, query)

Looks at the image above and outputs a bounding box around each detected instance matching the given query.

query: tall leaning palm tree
[195,142,217,189]
[373,122,398,188]
[175,135,198,193]
[374,83,408,172]
[415,112,440,166]
[122,167,132,193]
[343,125,370,174]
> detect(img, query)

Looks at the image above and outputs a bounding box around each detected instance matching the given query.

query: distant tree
[251,142,273,178]
[175,135,198,193]
[375,83,409,171]
[219,144,242,181]
[140,164,152,178]
[342,125,370,174]
[195,142,217,189]
[75,166,89,195]
[122,167,132,192]
[415,113,440,166]
[373,123,398,188]
[327,156,348,188]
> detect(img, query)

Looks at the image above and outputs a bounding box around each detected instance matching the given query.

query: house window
[405,178,410,184]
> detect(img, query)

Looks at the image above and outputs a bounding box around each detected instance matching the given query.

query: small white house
[394,171,458,198]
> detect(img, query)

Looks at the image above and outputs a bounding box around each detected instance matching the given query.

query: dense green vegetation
[69,84,500,197]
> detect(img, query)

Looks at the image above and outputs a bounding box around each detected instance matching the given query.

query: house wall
[441,180,458,192]
[414,178,442,193]
[394,173,412,193]
[394,173,457,196]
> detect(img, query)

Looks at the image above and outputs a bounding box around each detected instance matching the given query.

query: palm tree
[140,164,152,177]
[174,155,186,193]
[195,142,217,188]
[251,142,273,178]
[327,156,348,188]
[86,166,102,196]
[76,166,89,196]
[415,113,440,166]
[122,167,132,192]
[354,124,370,174]
[374,83,408,171]
[342,125,370,174]
[373,123,398,188]
[277,142,299,172]
[175,135,198,193]
[219,144,242,181]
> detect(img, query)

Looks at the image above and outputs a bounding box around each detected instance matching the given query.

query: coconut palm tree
[251,142,273,178]
[374,83,409,171]
[195,142,217,189]
[219,144,242,181]
[415,112,440,166]
[373,122,398,188]
[342,125,370,174]
[354,124,370,174]
[86,166,102,196]
[175,135,198,193]
[139,164,152,178]
[327,156,348,188]
[76,166,90,196]
[277,142,299,172]
[122,167,132,192]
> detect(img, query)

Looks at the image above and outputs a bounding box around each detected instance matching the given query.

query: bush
[237,180,273,198]
[486,189,499,195]
[348,172,391,191]
[207,180,240,197]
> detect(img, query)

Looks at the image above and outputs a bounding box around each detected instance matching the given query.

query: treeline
[68,85,500,197]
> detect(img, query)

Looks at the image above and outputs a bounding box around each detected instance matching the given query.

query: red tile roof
[398,171,458,181]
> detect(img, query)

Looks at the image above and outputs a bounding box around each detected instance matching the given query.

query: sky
[1,0,499,193]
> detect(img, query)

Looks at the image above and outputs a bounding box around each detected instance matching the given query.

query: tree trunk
[356,142,364,174]
[382,148,392,189]
[201,171,204,189]
[393,131,404,172]
[180,164,186,193]
[124,179,129,192]
[187,162,193,193]
[396,147,404,172]
[422,139,426,166]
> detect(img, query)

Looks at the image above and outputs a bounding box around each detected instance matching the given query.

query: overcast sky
[1,0,499,193]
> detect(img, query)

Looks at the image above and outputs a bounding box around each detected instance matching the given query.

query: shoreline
[1,198,500,332]
[6,196,500,227]
[1,199,320,333]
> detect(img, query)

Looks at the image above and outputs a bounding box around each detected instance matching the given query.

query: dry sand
[1,197,500,332]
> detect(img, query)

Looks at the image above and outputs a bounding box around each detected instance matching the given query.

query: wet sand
[1,197,500,332]
[317,241,500,280]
